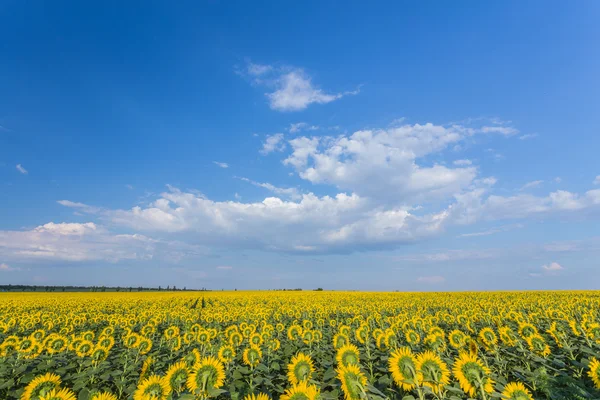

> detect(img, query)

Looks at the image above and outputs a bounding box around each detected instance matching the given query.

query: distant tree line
[0,284,211,292]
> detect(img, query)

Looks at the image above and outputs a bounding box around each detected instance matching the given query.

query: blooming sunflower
[525,334,551,357]
[388,347,418,391]
[333,333,349,349]
[336,344,360,368]
[139,356,155,384]
[90,392,118,400]
[186,356,226,397]
[165,361,190,394]
[405,329,421,346]
[267,339,281,352]
[588,358,600,390]
[448,330,467,349]
[478,327,498,351]
[287,353,315,385]
[243,346,262,368]
[337,364,368,400]
[501,382,534,400]
[39,388,77,400]
[21,373,61,400]
[280,381,320,400]
[416,351,450,395]
[218,344,236,364]
[452,352,494,398]
[229,331,243,347]
[137,338,153,355]
[133,375,171,400]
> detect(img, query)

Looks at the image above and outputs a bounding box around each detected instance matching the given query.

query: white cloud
[399,249,497,262]
[458,223,523,238]
[16,164,28,174]
[417,276,445,284]
[283,122,483,203]
[238,177,301,200]
[0,222,203,263]
[519,133,539,140]
[542,262,564,272]
[216,265,233,270]
[0,263,20,272]
[520,180,543,191]
[57,200,102,214]
[481,126,519,136]
[554,177,562,183]
[246,63,273,76]
[594,175,600,185]
[260,133,286,155]
[289,122,319,133]
[126,184,134,190]
[453,159,472,166]
[241,62,358,111]
[213,161,229,169]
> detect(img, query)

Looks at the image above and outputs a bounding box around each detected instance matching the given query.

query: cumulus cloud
[0,222,203,263]
[16,164,28,174]
[283,122,488,203]
[594,176,600,185]
[260,134,286,155]
[242,62,358,111]
[530,262,565,277]
[213,161,229,169]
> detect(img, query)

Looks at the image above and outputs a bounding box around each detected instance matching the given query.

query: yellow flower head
[287,353,315,385]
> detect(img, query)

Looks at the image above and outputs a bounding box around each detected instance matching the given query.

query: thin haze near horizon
[1,1,599,291]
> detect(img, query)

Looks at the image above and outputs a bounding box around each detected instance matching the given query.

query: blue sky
[1,1,599,290]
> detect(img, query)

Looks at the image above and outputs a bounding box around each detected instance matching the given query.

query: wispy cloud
[594,175,600,185]
[458,223,523,238]
[238,177,301,200]
[453,159,472,166]
[216,265,233,270]
[241,62,359,111]
[519,133,539,140]
[289,122,319,133]
[213,161,229,169]
[520,180,543,191]
[16,164,28,174]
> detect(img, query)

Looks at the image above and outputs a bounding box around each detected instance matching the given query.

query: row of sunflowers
[1,291,600,399]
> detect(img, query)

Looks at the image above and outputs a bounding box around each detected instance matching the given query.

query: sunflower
[249,332,263,346]
[133,375,171,400]
[21,372,61,400]
[588,358,600,389]
[448,330,467,349]
[416,351,450,395]
[218,344,236,364]
[501,382,534,400]
[287,353,315,385]
[452,352,494,398]
[518,323,538,339]
[137,337,152,355]
[186,356,226,397]
[198,329,211,345]
[267,338,281,352]
[229,331,243,347]
[478,327,498,351]
[388,347,418,391]
[525,334,551,357]
[333,333,349,349]
[244,393,270,400]
[98,335,115,349]
[91,345,109,364]
[405,329,420,346]
[337,364,367,400]
[139,356,155,383]
[280,381,320,400]
[243,345,262,368]
[75,340,94,357]
[165,361,189,394]
[355,325,369,344]
[39,388,77,400]
[164,325,180,340]
[499,326,518,347]
[287,325,303,341]
[90,392,118,400]
[336,344,360,368]
[302,330,315,345]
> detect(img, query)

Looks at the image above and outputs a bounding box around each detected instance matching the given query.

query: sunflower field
[1,291,600,400]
